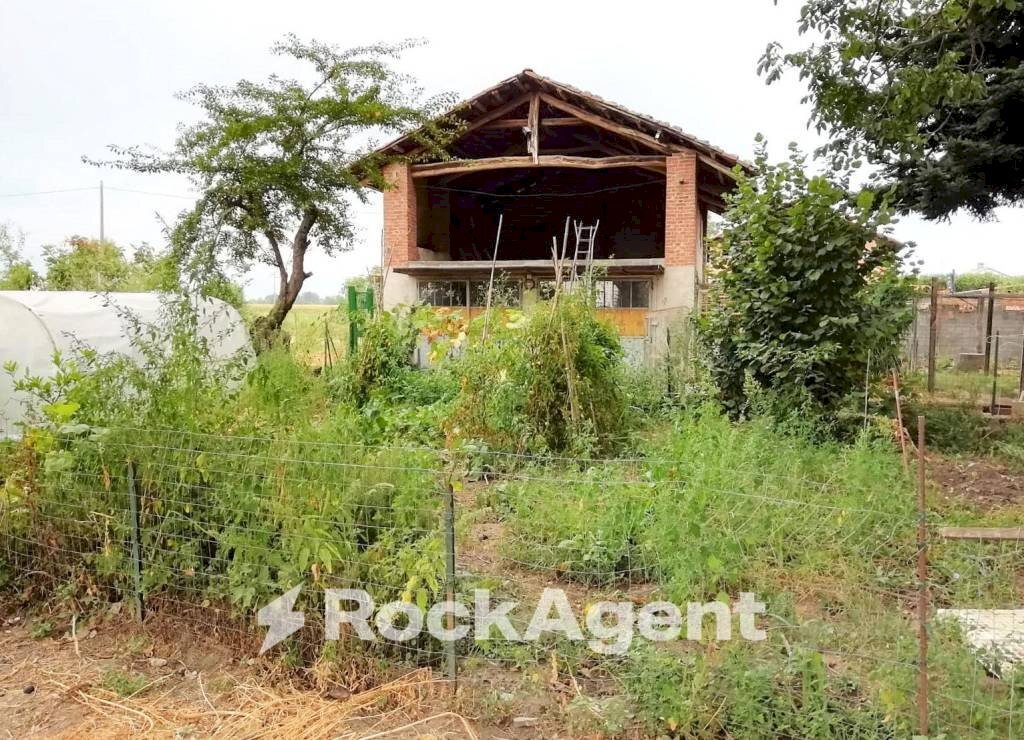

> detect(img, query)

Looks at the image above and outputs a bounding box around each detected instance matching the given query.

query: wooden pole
[939,526,1024,541]
[527,94,540,164]
[893,369,909,472]
[1018,334,1024,400]
[983,281,996,373]
[323,317,331,370]
[991,330,1001,413]
[927,279,939,394]
[916,416,929,737]
[481,213,504,342]
[910,301,919,372]
[863,349,872,428]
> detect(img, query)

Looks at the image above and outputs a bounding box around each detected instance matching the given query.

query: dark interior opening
[416,167,665,261]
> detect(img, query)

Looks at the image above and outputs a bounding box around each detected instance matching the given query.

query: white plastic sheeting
[0,291,253,437]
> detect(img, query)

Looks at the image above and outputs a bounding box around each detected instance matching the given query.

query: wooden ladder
[569,219,599,288]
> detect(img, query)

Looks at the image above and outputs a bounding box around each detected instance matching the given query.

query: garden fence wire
[906,288,1024,407]
[1,425,1022,736]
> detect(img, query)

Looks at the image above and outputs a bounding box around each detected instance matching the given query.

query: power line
[0,186,99,198]
[104,186,196,200]
[0,185,197,200]
[0,184,382,205]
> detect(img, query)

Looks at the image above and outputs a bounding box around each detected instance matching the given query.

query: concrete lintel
[394,258,665,276]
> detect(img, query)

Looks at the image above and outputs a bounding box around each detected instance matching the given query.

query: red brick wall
[664,150,699,267]
[382,162,418,267]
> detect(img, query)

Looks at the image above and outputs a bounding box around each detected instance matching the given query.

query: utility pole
[99,180,105,242]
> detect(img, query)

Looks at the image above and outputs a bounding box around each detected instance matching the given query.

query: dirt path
[0,612,488,739]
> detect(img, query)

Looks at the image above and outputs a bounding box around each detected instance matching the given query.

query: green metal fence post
[347,285,359,353]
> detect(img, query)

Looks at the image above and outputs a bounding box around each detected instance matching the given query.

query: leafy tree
[700,140,915,419]
[762,0,1024,219]
[43,237,135,291]
[41,236,243,307]
[914,270,1024,292]
[0,223,41,290]
[90,35,458,343]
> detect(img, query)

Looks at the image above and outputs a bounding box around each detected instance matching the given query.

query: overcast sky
[2,0,1022,299]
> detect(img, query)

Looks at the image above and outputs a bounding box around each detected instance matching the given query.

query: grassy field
[244,303,349,366]
[905,367,1022,406]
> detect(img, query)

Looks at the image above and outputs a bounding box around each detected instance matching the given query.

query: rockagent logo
[258,586,766,655]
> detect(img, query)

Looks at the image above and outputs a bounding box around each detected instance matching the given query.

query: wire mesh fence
[1,424,1022,736]
[905,285,1024,408]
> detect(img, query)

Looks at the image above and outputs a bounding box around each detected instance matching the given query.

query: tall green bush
[446,291,627,456]
[338,307,420,406]
[700,140,915,419]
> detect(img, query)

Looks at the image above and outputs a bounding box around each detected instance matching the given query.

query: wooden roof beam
[527,94,540,164]
[411,155,667,178]
[481,116,586,129]
[538,93,671,154]
[698,153,741,182]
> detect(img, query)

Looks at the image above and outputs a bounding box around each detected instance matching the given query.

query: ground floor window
[418,279,522,308]
[470,279,521,308]
[595,279,651,309]
[418,280,467,307]
[537,279,651,308]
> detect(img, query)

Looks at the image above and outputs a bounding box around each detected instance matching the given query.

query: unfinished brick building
[370,70,748,361]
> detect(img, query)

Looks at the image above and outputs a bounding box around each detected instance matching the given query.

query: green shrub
[905,402,1024,463]
[1,304,445,633]
[340,307,419,405]
[446,291,628,456]
[620,643,895,738]
[700,140,914,421]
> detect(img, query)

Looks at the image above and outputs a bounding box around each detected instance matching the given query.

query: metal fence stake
[916,417,929,737]
[443,482,457,687]
[927,279,939,394]
[127,460,145,622]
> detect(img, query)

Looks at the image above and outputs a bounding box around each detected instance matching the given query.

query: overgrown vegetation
[446,289,628,456]
[2,229,1021,736]
[701,141,915,422]
[1,303,444,650]
[3,288,1022,735]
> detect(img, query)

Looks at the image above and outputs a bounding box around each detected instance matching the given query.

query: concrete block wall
[907,298,1024,369]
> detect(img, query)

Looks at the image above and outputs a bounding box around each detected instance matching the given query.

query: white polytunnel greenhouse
[0,291,253,438]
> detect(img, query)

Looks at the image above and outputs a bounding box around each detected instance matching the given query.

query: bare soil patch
[930,455,1024,510]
